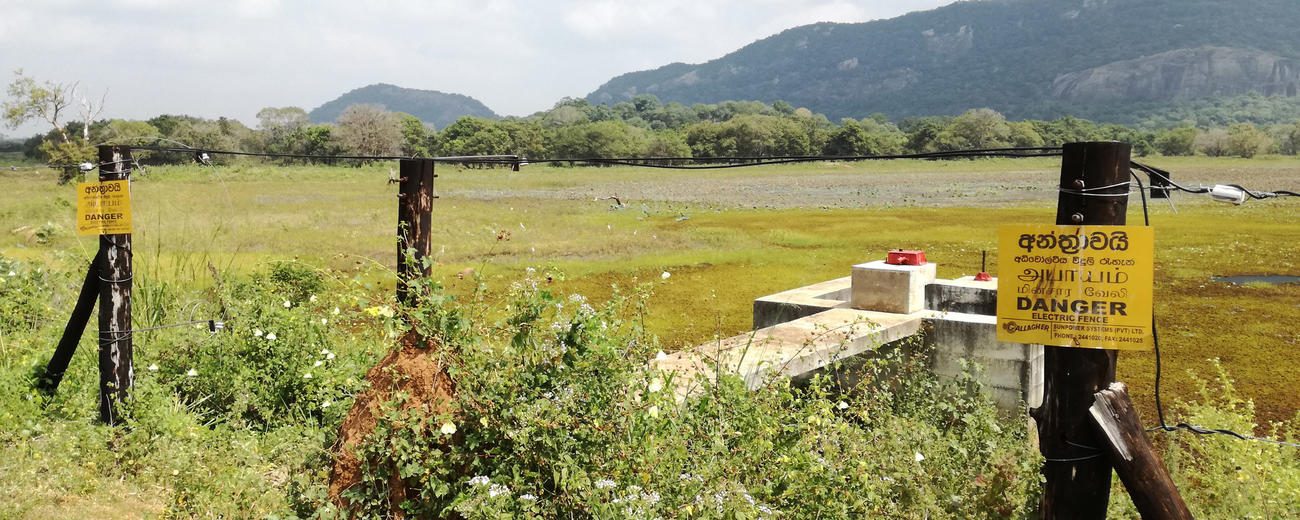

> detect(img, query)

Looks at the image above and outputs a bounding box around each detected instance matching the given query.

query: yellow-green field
[3,155,1299,426]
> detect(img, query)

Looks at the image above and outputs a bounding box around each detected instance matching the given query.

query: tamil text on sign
[995,225,1153,350]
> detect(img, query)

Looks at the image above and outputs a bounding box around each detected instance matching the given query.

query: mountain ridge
[585,0,1300,124]
[309,83,497,129]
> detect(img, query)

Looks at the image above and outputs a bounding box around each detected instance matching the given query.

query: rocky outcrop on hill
[1051,47,1300,103]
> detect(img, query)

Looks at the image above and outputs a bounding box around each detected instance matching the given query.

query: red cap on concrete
[886,249,927,266]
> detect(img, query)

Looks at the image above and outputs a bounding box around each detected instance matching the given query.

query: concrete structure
[851,260,936,314]
[658,260,1044,412]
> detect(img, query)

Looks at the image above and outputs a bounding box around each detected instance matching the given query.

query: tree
[1195,128,1230,157]
[1153,126,1198,156]
[1279,122,1300,155]
[4,70,73,143]
[396,113,433,157]
[825,119,903,156]
[4,70,102,182]
[335,104,401,158]
[255,106,310,155]
[1226,122,1271,158]
[547,121,646,160]
[934,109,1011,151]
[439,117,512,157]
[1007,121,1045,148]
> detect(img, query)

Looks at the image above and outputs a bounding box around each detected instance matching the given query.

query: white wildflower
[309,295,317,302]
[321,401,332,409]
[254,329,263,337]
[283,300,292,308]
[320,318,328,325]
[314,360,323,367]
[519,493,537,501]
[266,332,277,341]
[744,493,755,505]
[648,379,663,393]
[758,505,773,514]
[914,452,925,462]
[655,350,668,361]
[595,479,616,489]
[489,483,510,497]
[327,352,335,360]
[526,266,536,274]
[661,271,670,280]
[648,405,659,419]
[303,373,312,379]
[186,368,197,377]
[441,421,457,435]
[468,475,490,486]
[332,307,340,315]
[320,348,330,355]
[6,271,13,276]
[837,401,849,410]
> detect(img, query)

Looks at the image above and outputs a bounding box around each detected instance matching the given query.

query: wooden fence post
[97,145,134,424]
[1090,382,1194,520]
[37,250,103,394]
[397,159,435,305]
[1032,141,1130,519]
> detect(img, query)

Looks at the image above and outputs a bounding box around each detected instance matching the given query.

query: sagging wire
[115,145,1061,171]
[1131,160,1299,205]
[1130,167,1300,450]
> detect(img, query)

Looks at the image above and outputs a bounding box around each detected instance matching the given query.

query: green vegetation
[587,0,1300,126]
[1,157,1298,517]
[308,83,497,129]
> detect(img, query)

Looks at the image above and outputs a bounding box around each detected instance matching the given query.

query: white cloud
[0,0,958,128]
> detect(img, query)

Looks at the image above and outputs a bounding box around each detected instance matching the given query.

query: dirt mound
[329,331,459,518]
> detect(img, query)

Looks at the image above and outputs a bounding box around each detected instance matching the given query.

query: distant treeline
[12,96,1300,171]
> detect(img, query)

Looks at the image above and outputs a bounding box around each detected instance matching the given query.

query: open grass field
[1,153,1298,517]
[4,155,1297,421]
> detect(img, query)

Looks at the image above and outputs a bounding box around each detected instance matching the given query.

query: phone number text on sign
[996,225,1153,351]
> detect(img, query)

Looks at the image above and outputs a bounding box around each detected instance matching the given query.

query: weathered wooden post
[97,145,134,424]
[1032,141,1129,519]
[1090,383,1194,520]
[38,250,103,394]
[396,159,435,305]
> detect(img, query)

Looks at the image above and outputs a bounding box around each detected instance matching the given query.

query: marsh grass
[0,156,1298,517]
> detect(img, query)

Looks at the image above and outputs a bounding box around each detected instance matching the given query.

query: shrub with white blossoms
[344,274,1042,519]
[154,260,367,430]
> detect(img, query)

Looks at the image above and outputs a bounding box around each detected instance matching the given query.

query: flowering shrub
[0,256,57,335]
[344,271,1043,518]
[153,262,375,429]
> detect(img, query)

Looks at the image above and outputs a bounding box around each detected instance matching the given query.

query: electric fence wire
[1132,160,1300,200]
[117,145,1064,170]
[1130,167,1300,450]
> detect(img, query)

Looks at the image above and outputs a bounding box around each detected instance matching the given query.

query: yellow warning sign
[996,225,1153,350]
[76,180,132,235]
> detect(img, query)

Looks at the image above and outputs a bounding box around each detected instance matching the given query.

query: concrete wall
[743,264,1043,413]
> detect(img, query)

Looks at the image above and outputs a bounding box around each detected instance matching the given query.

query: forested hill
[586,0,1300,125]
[310,84,497,129]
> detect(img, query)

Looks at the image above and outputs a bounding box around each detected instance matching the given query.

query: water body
[1212,275,1300,286]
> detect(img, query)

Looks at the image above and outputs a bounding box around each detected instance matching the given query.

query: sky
[0,0,959,136]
